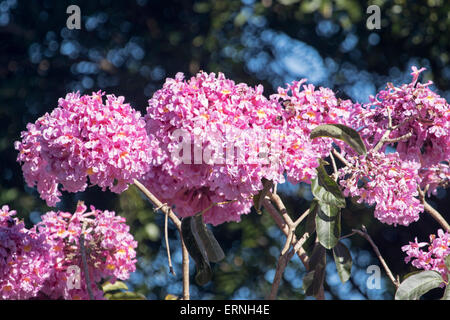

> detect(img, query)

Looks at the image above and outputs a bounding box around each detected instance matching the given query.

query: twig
[373,107,393,153]
[267,248,295,300]
[270,203,304,300]
[281,230,294,255]
[352,226,400,288]
[196,198,243,217]
[383,131,413,144]
[339,231,356,240]
[264,194,321,299]
[418,187,450,232]
[133,179,181,229]
[293,208,310,228]
[164,209,175,276]
[269,192,294,227]
[331,148,352,167]
[291,227,311,262]
[181,236,190,300]
[79,222,94,300]
[262,199,309,268]
[133,179,190,299]
[372,108,414,153]
[372,130,392,153]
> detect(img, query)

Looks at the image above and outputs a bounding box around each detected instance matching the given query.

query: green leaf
[333,242,352,283]
[310,124,367,155]
[302,270,315,296]
[192,215,225,263]
[181,216,212,286]
[315,203,341,249]
[303,243,326,297]
[402,270,422,282]
[105,291,146,300]
[395,270,443,300]
[317,200,340,220]
[253,178,273,214]
[102,281,128,293]
[309,242,326,270]
[445,255,450,270]
[305,200,318,235]
[311,178,345,208]
[316,160,345,207]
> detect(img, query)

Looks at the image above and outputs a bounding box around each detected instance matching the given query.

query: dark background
[0,0,449,299]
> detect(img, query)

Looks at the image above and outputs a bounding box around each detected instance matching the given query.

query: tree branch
[384,131,413,144]
[331,148,352,167]
[418,187,450,232]
[352,226,400,288]
[329,151,338,181]
[133,179,190,299]
[266,248,295,300]
[133,179,181,229]
[262,199,310,268]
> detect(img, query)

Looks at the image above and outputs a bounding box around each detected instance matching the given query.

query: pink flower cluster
[0,204,137,300]
[0,205,51,299]
[143,73,358,225]
[341,67,449,225]
[15,91,157,206]
[13,67,448,229]
[143,71,286,225]
[402,229,450,282]
[339,151,423,226]
[420,162,450,196]
[350,67,450,168]
[271,79,356,184]
[33,201,137,300]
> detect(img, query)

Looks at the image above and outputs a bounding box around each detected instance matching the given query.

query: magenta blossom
[32,202,137,300]
[419,162,449,196]
[349,66,450,168]
[15,91,159,206]
[339,151,423,226]
[0,205,51,299]
[402,229,450,283]
[271,80,357,184]
[144,71,286,225]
